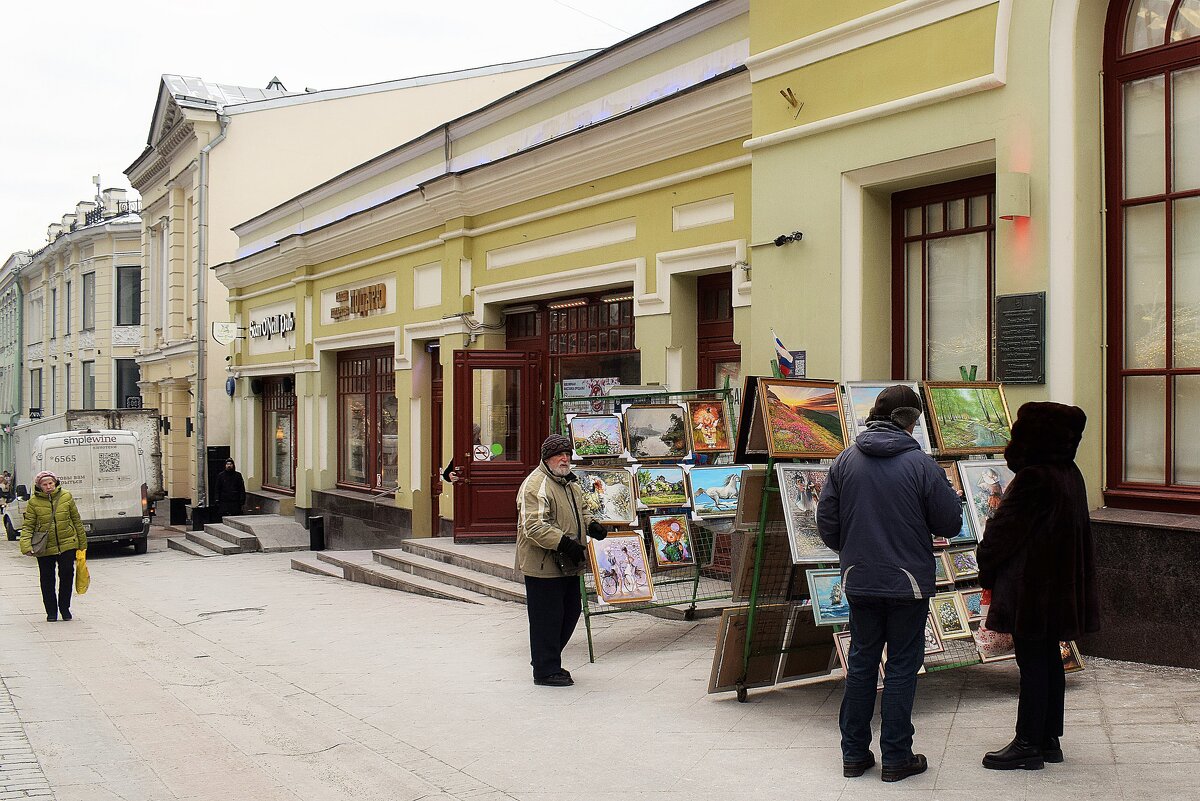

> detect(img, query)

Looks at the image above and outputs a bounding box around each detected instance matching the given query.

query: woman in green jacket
[20,471,87,621]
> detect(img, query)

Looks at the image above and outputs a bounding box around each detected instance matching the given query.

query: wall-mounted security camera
[773,231,804,247]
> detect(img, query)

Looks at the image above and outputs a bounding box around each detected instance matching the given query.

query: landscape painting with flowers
[756,379,848,459]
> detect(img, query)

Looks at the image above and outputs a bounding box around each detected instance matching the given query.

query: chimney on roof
[61,214,76,233]
[48,223,63,242]
[102,188,127,217]
[266,76,286,91]
[76,201,96,227]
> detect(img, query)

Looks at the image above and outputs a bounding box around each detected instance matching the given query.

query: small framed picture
[776,463,838,564]
[845,381,933,454]
[948,547,980,581]
[923,382,1014,456]
[634,465,690,509]
[947,503,977,546]
[686,400,733,454]
[757,378,848,460]
[647,514,695,569]
[587,531,655,605]
[960,588,984,622]
[938,460,964,495]
[689,465,748,518]
[624,404,691,462]
[806,568,850,626]
[923,612,945,655]
[567,414,625,459]
[930,591,973,640]
[957,459,1017,541]
[1060,640,1086,673]
[575,466,638,525]
[934,552,954,587]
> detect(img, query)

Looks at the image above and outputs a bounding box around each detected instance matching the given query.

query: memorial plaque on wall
[995,292,1046,384]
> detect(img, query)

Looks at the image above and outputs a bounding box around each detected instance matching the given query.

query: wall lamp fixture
[773,231,804,247]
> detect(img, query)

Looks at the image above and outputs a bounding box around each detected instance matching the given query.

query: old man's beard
[548,461,573,478]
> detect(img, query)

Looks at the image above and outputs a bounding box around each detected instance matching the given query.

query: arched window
[1104,0,1200,511]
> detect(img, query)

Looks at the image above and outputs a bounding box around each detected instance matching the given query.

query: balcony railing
[83,200,140,226]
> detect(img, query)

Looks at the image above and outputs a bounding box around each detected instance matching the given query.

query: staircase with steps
[167,515,309,557]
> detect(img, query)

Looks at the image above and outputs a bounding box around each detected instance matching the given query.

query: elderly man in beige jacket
[516,434,607,686]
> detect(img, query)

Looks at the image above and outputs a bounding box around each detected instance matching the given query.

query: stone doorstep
[184,529,242,555]
[289,553,345,579]
[373,549,526,604]
[399,538,520,583]
[314,551,483,605]
[166,536,219,557]
[203,522,260,550]
[222,515,309,553]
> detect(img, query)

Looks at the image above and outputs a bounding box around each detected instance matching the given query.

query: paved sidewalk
[0,677,53,800]
[1,541,1198,801]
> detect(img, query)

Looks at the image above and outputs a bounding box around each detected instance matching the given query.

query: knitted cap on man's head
[540,434,573,462]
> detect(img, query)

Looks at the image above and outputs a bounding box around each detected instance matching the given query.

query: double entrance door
[451,350,544,541]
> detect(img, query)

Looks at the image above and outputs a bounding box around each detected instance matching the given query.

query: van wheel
[133,538,148,555]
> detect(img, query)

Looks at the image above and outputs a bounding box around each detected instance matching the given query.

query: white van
[18,429,151,554]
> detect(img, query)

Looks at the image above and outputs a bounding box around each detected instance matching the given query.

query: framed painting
[734,376,770,463]
[1060,640,1085,673]
[733,468,769,529]
[938,460,964,495]
[957,459,1016,541]
[686,400,733,454]
[844,381,933,453]
[624,404,690,462]
[757,379,848,459]
[947,503,977,546]
[648,514,695,569]
[708,605,788,693]
[934,552,954,587]
[806,568,850,626]
[690,465,748,518]
[930,591,973,640]
[777,606,836,683]
[776,464,838,563]
[923,612,945,655]
[634,465,690,508]
[973,624,1016,662]
[948,547,979,580]
[576,467,638,525]
[567,414,625,459]
[960,588,984,622]
[587,531,655,605]
[923,382,1013,456]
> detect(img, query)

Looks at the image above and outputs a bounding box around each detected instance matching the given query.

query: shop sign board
[995,292,1046,384]
[247,301,298,357]
[249,311,295,340]
[321,276,397,325]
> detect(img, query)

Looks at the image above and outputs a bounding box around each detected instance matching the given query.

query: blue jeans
[839,594,928,766]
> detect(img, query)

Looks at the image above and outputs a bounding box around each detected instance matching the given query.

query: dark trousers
[523,575,582,679]
[1013,636,1066,743]
[840,595,929,766]
[37,549,76,619]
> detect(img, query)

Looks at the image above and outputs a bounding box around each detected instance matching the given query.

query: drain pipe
[194,114,230,524]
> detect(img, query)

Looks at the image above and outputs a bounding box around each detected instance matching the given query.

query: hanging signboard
[211,322,240,346]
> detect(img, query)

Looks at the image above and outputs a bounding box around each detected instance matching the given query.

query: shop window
[337,349,397,491]
[1104,0,1200,510]
[115,359,140,408]
[116,266,141,326]
[263,378,296,493]
[891,176,996,381]
[548,294,640,391]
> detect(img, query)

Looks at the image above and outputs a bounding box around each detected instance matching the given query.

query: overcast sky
[0,0,701,256]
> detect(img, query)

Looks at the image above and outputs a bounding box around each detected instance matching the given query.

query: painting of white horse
[689,465,748,518]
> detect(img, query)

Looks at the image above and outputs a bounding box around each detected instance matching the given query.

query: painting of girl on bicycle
[588,531,655,605]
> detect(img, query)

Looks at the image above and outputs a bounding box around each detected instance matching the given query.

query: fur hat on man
[540,434,573,462]
[868,384,924,430]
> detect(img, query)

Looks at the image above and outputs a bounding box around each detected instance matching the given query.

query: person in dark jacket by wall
[818,385,962,783]
[977,402,1099,771]
[213,459,247,520]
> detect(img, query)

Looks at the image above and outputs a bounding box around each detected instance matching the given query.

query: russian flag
[772,329,794,377]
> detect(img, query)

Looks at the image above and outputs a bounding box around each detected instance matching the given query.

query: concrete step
[204,523,260,550]
[185,530,242,555]
[314,551,483,604]
[222,515,309,552]
[374,549,526,604]
[399,539,520,583]
[290,553,345,579]
[167,536,220,557]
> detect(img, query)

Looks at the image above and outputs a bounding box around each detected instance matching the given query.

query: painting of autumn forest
[926,384,1013,454]
[758,380,848,458]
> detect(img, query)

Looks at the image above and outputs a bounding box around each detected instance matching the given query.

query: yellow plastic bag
[75,550,90,595]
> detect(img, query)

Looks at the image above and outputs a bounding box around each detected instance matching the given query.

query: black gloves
[557,535,586,565]
[587,521,608,541]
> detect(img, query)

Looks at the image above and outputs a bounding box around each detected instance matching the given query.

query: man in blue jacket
[817,385,961,783]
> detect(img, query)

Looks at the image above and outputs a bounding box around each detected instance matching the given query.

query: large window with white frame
[1104,0,1200,512]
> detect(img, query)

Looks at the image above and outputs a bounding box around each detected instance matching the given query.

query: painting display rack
[551,383,740,663]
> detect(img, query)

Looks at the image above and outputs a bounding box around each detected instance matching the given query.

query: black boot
[983,738,1045,770]
[880,754,927,783]
[1041,736,1063,763]
[842,752,875,778]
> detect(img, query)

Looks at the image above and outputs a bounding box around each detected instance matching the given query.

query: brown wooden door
[452,349,544,541]
[429,346,445,536]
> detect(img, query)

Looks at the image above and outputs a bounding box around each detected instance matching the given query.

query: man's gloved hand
[587,521,608,541]
[557,535,586,564]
